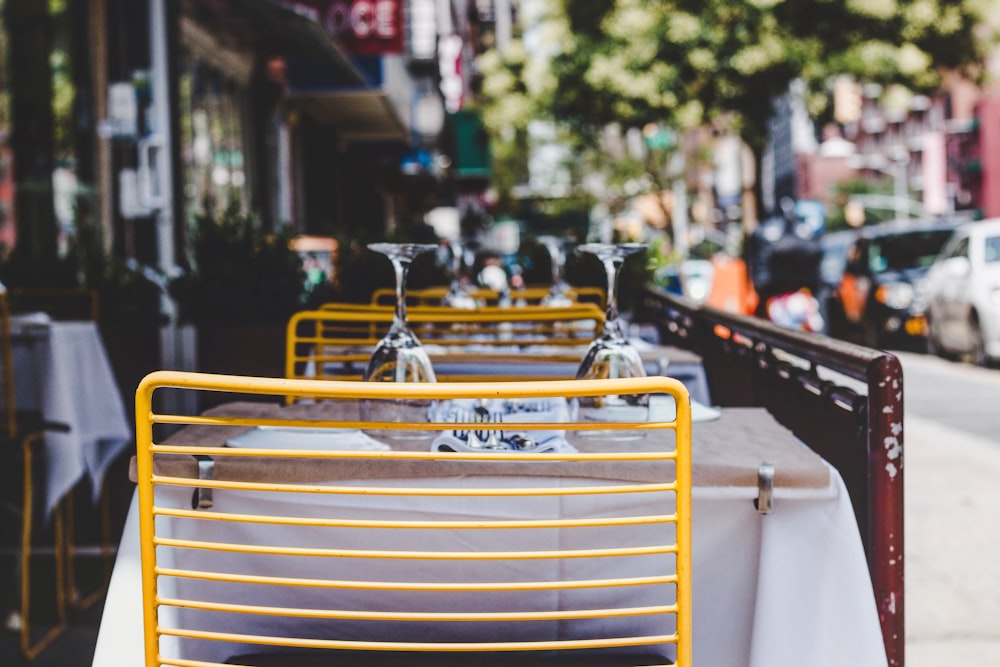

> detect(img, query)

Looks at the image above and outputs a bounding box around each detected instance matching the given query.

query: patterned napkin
[429,397,576,453]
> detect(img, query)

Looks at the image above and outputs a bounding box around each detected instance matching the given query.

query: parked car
[924,217,1000,365]
[832,218,958,349]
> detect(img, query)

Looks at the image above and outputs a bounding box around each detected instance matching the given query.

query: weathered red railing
[640,287,904,667]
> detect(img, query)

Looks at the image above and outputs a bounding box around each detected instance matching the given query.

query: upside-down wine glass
[362,243,438,440]
[575,243,649,415]
[442,239,476,309]
[540,236,574,307]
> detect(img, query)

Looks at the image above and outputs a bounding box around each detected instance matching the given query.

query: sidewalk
[904,414,1000,665]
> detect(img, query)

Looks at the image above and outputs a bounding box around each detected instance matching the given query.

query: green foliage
[0,218,168,328]
[565,246,654,314]
[306,227,450,307]
[826,177,896,231]
[94,259,169,327]
[169,203,305,326]
[0,244,78,289]
[546,0,994,152]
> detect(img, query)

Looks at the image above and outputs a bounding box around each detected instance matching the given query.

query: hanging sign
[288,1,404,55]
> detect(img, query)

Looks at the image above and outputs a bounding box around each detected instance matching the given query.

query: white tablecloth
[11,319,132,515]
[92,460,887,667]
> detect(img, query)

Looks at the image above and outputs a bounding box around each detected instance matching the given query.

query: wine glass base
[572,394,651,441]
[359,397,437,443]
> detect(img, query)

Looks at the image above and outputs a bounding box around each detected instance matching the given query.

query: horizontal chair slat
[155,568,678,591]
[151,477,679,496]
[156,598,679,622]
[153,507,678,530]
[156,629,678,652]
[152,537,679,560]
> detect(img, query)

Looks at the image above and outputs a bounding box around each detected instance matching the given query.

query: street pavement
[900,352,1000,666]
[904,413,1000,665]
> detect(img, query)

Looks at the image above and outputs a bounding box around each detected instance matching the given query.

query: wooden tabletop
[135,400,828,490]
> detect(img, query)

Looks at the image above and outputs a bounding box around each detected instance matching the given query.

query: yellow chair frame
[134,372,691,667]
[289,304,606,386]
[0,292,73,659]
[369,284,606,308]
[313,302,605,344]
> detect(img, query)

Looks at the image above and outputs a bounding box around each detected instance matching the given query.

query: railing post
[867,353,905,667]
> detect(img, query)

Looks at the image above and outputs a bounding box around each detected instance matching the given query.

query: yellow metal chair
[6,286,114,620]
[289,304,606,386]
[0,291,75,660]
[368,285,605,308]
[312,302,605,345]
[134,371,691,667]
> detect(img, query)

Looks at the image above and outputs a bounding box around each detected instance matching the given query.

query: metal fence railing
[639,287,904,667]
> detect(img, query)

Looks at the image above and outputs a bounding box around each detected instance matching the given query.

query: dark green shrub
[169,203,305,326]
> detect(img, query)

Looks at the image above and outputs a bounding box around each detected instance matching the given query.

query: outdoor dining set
[3,242,898,667]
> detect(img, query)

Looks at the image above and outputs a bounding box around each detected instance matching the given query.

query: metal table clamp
[192,454,215,509]
[754,461,775,514]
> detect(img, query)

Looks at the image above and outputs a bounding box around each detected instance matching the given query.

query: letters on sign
[289,1,403,55]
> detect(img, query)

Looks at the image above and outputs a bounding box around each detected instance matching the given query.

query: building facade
[0,0,491,282]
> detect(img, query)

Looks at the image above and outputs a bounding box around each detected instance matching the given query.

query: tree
[549,0,995,154]
[475,31,679,239]
[476,0,997,229]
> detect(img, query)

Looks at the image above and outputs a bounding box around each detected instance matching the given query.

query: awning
[289,90,409,144]
[195,0,365,87]
[184,1,409,143]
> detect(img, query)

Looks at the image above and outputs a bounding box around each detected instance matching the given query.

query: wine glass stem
[391,257,410,333]
[602,257,624,338]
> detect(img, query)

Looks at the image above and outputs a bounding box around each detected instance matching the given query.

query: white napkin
[429,397,576,454]
[226,426,389,451]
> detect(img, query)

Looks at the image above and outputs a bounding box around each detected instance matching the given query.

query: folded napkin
[226,426,389,451]
[429,397,576,454]
[431,432,576,453]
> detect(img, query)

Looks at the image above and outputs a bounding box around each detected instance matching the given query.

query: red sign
[288,1,403,55]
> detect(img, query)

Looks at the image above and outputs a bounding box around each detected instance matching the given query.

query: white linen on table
[9,311,52,332]
[226,426,389,450]
[12,321,132,515]
[92,463,888,667]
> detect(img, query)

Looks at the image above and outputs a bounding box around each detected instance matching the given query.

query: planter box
[99,325,163,419]
[99,322,289,413]
[193,324,287,410]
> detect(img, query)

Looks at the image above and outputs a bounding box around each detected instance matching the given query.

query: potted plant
[169,203,306,381]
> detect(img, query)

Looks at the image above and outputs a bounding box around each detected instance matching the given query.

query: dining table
[91,395,888,667]
[10,313,133,516]
[306,339,712,407]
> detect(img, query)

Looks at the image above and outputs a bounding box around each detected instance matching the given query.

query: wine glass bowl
[575,243,649,412]
[362,243,439,441]
[539,236,574,307]
[442,239,477,309]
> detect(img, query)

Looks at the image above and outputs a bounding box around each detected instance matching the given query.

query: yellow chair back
[134,372,692,667]
[288,304,606,386]
[368,285,605,308]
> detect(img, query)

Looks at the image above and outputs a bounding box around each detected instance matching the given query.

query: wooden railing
[638,287,904,667]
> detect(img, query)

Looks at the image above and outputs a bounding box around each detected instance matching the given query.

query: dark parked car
[831,218,959,349]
